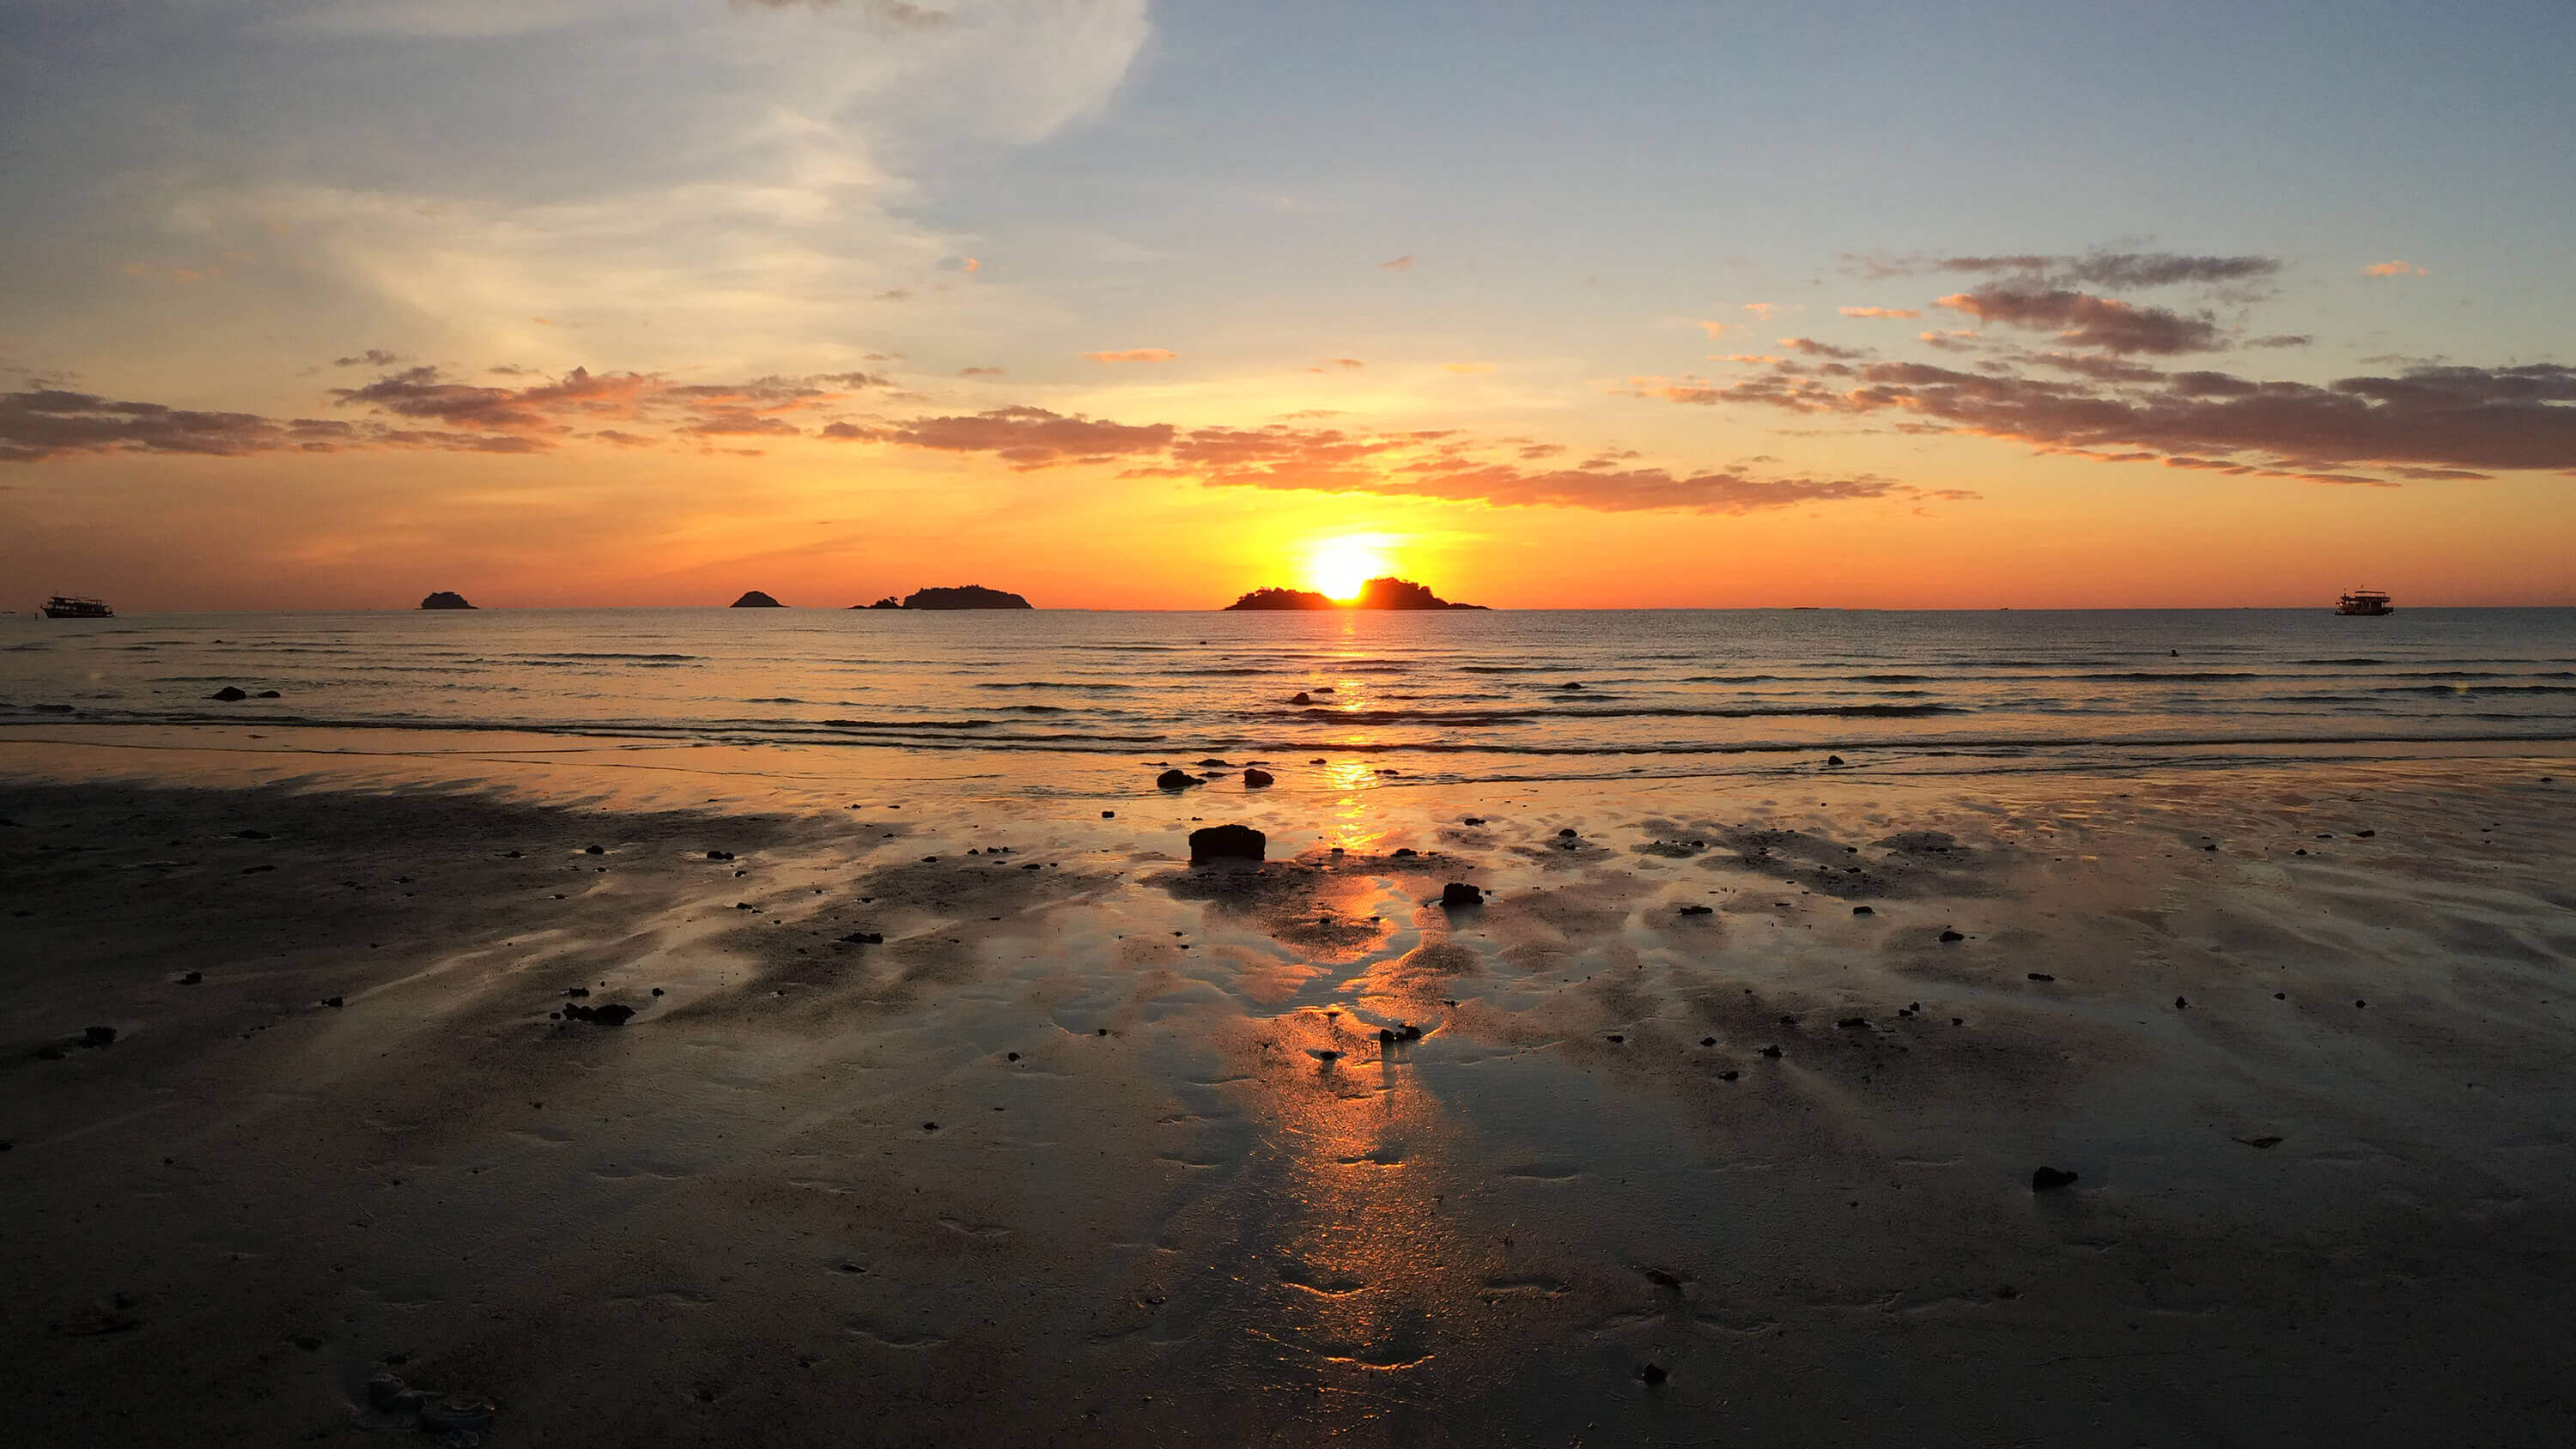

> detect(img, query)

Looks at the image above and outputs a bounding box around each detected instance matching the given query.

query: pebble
[2031,1166,2079,1191]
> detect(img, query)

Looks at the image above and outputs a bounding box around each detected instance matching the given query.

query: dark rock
[1826,755,1845,767]
[1188,823,1266,863]
[1606,1034,1625,1044]
[1778,1015,1797,1025]
[82,1025,117,1046]
[838,931,883,944]
[209,686,248,701]
[2026,972,2056,982]
[179,971,203,985]
[1700,1037,1716,1046]
[1716,1070,1740,1081]
[1759,1045,1782,1058]
[1462,815,1485,825]
[650,987,665,997]
[922,1122,939,1131]
[584,845,604,854]
[1557,828,1578,839]
[1440,882,1485,907]
[2234,1135,2283,1149]
[1379,1028,1396,1044]
[1852,905,1874,915]
[418,591,476,610]
[1560,682,1583,690]
[1005,1052,1019,1061]
[1637,1363,1667,1385]
[1102,809,1115,818]
[1677,904,1713,916]
[255,689,280,698]
[1391,847,1418,858]
[1400,1024,1423,1040]
[707,850,734,861]
[1157,769,1203,790]
[901,585,1033,609]
[1197,758,1230,767]
[1836,1016,1870,1029]
[2175,996,2189,1009]
[1939,929,1965,942]
[2354,998,2367,1009]
[562,1002,635,1026]
[321,997,343,1009]
[2031,1166,2079,1191]
[729,591,786,608]
[1242,767,1274,788]
[1290,693,1311,706]
[565,987,590,997]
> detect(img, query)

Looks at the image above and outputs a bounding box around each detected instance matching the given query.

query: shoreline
[5,740,2575,1443]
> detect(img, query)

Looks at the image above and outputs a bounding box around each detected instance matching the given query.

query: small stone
[1716,1070,1740,1082]
[320,997,343,1009]
[1852,905,1874,915]
[1391,847,1418,858]
[584,845,604,855]
[2026,973,2055,982]
[209,686,248,701]
[82,1025,117,1046]
[707,850,733,861]
[1157,769,1202,790]
[1699,1037,1716,1046]
[1826,755,1845,767]
[1637,1363,1667,1385]
[922,1122,939,1131]
[2234,1135,2283,1149]
[1939,929,1965,943]
[1557,828,1578,839]
[650,987,665,997]
[2355,998,2367,1009]
[1290,693,1311,705]
[1102,809,1115,818]
[1606,1034,1625,1044]
[2175,996,2188,1009]
[1242,767,1274,787]
[2356,829,2375,838]
[1837,1016,1870,1029]
[1759,1045,1781,1058]
[2031,1166,2079,1191]
[838,931,883,944]
[179,971,203,985]
[255,690,280,699]
[566,987,590,997]
[1440,882,1484,907]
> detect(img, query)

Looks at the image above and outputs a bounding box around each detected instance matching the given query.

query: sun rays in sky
[1301,535,1400,600]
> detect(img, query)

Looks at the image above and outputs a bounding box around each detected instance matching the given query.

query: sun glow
[1303,535,1396,600]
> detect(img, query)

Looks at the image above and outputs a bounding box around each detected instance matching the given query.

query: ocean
[3,608,2571,789]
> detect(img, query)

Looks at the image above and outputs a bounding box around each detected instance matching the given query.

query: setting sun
[1303,536,1396,600]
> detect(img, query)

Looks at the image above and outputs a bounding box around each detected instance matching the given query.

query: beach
[8,721,2574,1446]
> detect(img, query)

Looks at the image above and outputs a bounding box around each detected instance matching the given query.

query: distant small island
[1224,577,1485,611]
[731,591,785,608]
[419,591,476,610]
[852,585,1034,610]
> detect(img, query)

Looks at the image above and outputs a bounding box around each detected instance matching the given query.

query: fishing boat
[41,595,114,619]
[2335,588,2393,616]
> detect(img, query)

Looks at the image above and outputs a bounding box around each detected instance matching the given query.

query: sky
[3,0,2573,609]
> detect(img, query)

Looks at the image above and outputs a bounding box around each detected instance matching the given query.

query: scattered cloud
[1935,286,2223,355]
[958,366,1005,377]
[331,349,406,368]
[1637,355,2576,481]
[1312,358,1365,371]
[1779,337,1866,360]
[1378,254,1416,271]
[2246,334,2312,349]
[1854,250,2281,290]
[1081,348,1176,363]
[1741,303,1777,320]
[825,405,1176,470]
[2363,260,2427,277]
[1693,320,1731,338]
[1839,306,1920,319]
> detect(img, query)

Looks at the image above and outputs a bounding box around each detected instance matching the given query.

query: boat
[2336,588,2393,616]
[41,595,114,619]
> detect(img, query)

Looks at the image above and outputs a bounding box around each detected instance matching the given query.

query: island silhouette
[730,590,785,608]
[1225,577,1485,610]
[418,591,476,610]
[853,585,1034,610]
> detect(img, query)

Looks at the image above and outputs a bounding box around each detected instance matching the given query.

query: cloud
[1935,286,2223,355]
[1082,348,1176,363]
[2246,334,2312,349]
[1693,320,1732,338]
[331,349,407,368]
[1840,306,1920,319]
[1935,252,2280,289]
[1640,355,2576,481]
[1779,337,1866,360]
[2363,260,2427,277]
[1440,361,1497,373]
[1304,358,1365,373]
[1378,254,1416,271]
[826,405,1176,469]
[958,366,1005,377]
[1741,303,1777,320]
[833,404,1935,515]
[2,361,894,463]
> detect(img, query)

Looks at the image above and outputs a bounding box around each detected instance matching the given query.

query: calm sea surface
[3,608,2571,783]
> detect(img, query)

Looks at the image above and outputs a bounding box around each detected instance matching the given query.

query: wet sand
[6,735,2576,1446]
